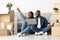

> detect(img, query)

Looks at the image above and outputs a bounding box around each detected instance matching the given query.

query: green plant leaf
[6,2,13,7]
[53,7,58,11]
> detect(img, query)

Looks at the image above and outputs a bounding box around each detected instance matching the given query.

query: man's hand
[17,8,21,12]
[50,23,54,27]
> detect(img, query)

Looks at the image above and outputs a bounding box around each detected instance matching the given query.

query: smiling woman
[0,0,60,13]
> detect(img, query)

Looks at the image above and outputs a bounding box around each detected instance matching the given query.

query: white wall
[0,0,60,13]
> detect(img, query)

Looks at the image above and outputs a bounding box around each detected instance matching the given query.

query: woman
[17,8,35,37]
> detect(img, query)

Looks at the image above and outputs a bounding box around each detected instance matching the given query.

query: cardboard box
[52,27,60,36]
[0,22,13,36]
[0,22,8,36]
[0,29,9,36]
[8,10,14,22]
[50,13,60,25]
[52,13,60,22]
[0,14,10,22]
[0,10,14,36]
[54,23,60,27]
[0,10,14,22]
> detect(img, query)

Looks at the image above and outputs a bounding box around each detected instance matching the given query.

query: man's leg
[41,25,51,33]
[30,26,45,35]
[30,25,50,33]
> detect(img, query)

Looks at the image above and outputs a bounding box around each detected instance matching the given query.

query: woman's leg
[30,26,40,32]
[21,20,27,31]
[21,26,34,34]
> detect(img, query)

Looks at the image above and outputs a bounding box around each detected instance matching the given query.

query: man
[30,10,51,35]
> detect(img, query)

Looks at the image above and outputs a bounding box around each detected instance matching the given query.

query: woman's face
[28,12,33,18]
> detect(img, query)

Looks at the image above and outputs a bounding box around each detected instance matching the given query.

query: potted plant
[53,7,59,13]
[6,2,13,11]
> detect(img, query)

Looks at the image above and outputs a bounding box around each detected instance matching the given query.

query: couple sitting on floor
[17,8,51,37]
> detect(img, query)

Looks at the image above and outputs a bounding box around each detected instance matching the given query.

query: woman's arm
[17,8,26,19]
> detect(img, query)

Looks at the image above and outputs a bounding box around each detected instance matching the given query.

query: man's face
[27,12,32,18]
[35,11,40,17]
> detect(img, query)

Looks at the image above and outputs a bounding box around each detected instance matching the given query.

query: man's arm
[44,18,49,26]
[17,8,26,19]
[44,18,54,27]
[49,16,54,27]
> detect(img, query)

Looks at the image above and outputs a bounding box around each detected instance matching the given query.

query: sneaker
[35,31,44,35]
[38,31,44,35]
[22,33,26,36]
[44,32,47,35]
[35,32,39,36]
[38,32,48,35]
[17,33,23,37]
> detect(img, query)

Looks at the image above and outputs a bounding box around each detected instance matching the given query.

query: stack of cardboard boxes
[51,3,60,36]
[51,13,60,37]
[0,10,14,36]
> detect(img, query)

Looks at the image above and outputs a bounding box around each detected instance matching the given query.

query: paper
[7,25,12,30]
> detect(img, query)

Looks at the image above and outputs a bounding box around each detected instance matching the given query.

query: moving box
[0,22,13,36]
[52,27,60,36]
[0,10,14,36]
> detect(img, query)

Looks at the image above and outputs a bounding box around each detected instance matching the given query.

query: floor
[0,35,60,40]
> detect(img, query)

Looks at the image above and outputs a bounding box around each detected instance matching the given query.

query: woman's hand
[17,8,21,12]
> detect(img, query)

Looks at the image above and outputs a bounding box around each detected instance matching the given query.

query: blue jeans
[21,20,34,34]
[30,25,51,33]
[21,20,50,34]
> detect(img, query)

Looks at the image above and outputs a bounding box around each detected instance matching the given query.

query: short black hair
[36,10,41,13]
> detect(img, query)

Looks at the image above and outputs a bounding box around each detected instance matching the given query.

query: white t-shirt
[37,18,41,28]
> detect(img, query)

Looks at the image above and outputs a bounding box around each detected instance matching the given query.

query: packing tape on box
[2,22,4,29]
[0,22,4,29]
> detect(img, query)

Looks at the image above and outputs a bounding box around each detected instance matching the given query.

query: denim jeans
[21,20,34,34]
[30,25,51,33]
[21,20,50,34]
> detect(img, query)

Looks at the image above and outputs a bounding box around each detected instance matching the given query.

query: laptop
[26,19,37,25]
